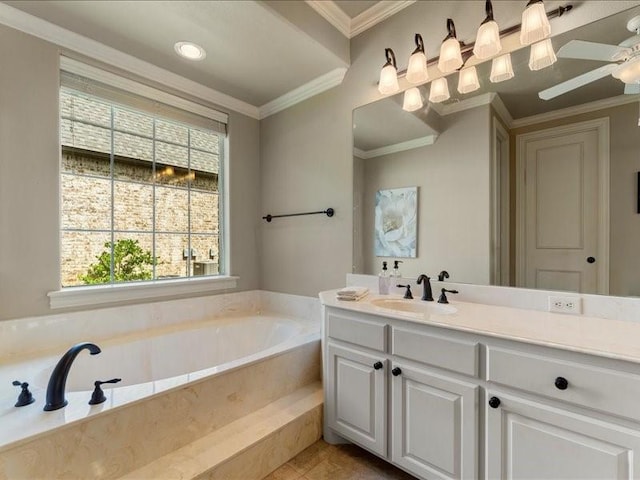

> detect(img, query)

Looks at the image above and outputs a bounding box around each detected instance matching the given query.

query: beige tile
[262,463,301,480]
[286,440,331,475]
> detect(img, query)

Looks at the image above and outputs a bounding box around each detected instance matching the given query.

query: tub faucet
[417,274,434,301]
[44,342,101,411]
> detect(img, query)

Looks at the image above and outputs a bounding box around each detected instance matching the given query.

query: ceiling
[333,1,380,19]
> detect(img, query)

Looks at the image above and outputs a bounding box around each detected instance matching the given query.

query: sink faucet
[417,274,434,301]
[44,342,101,411]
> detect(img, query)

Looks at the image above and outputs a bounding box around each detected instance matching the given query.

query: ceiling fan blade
[557,40,625,62]
[625,83,640,94]
[539,64,618,100]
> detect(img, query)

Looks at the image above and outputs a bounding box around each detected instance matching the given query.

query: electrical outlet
[548,296,582,314]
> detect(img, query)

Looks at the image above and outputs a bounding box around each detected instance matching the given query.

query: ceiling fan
[539,15,640,100]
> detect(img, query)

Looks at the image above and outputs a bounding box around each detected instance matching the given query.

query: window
[59,71,225,288]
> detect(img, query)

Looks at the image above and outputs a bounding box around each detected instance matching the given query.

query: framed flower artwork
[374,186,417,257]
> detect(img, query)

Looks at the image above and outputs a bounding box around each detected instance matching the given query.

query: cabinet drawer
[487,346,640,422]
[327,311,386,351]
[392,326,479,377]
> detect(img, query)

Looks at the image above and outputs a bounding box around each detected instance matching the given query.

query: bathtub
[0,302,320,455]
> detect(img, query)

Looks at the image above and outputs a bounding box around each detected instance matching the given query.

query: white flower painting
[374,187,418,257]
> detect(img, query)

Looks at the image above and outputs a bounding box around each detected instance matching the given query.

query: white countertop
[320,290,640,365]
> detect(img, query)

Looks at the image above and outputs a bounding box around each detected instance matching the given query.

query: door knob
[488,396,501,409]
[555,376,569,390]
[373,361,383,370]
[587,256,596,264]
[391,367,402,376]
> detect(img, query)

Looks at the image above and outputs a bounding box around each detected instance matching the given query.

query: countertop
[320,290,640,365]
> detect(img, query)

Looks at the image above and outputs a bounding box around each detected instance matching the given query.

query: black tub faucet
[44,342,101,411]
[438,270,450,282]
[417,274,434,301]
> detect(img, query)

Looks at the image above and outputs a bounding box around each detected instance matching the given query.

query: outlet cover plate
[548,296,582,314]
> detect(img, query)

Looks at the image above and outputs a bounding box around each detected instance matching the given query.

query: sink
[370,298,457,316]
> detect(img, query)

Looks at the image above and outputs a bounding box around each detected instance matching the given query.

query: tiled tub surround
[0,291,321,479]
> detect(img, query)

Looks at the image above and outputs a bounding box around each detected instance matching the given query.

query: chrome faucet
[44,342,101,411]
[417,274,434,301]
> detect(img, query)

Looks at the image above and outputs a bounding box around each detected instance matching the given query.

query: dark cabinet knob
[488,396,501,409]
[392,367,402,376]
[555,377,569,390]
[373,361,383,370]
[587,256,596,264]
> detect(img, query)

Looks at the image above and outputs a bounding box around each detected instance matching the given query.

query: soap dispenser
[378,261,390,294]
[390,260,403,293]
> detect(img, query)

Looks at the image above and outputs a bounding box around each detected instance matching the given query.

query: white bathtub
[0,306,319,452]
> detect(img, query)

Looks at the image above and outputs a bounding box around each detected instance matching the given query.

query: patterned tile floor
[262,439,416,480]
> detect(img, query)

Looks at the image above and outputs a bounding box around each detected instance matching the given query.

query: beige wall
[361,106,493,284]
[511,102,640,297]
[0,24,261,321]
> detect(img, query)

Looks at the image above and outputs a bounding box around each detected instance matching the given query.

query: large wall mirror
[353,5,640,297]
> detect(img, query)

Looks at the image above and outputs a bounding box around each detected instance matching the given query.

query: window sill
[48,276,239,310]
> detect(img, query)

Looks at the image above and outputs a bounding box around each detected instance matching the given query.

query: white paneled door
[517,118,609,294]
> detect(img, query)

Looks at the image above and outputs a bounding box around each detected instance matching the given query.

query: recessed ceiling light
[174,42,206,61]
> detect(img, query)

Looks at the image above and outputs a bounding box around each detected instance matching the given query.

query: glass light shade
[490,53,514,83]
[402,87,423,112]
[378,64,399,95]
[457,66,480,94]
[613,57,640,84]
[429,77,450,103]
[406,51,429,84]
[438,37,463,73]
[520,2,551,45]
[529,38,557,71]
[473,20,502,59]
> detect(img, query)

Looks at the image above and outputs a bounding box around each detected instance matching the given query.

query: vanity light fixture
[402,87,424,111]
[528,38,557,71]
[406,34,429,84]
[174,41,206,61]
[473,0,501,60]
[490,53,514,83]
[438,19,463,74]
[457,66,480,94]
[428,77,450,103]
[378,48,400,95]
[520,0,551,45]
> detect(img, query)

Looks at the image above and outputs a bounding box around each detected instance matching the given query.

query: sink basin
[370,298,457,316]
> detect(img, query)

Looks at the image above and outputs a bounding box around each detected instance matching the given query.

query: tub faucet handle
[89,378,122,405]
[12,380,35,407]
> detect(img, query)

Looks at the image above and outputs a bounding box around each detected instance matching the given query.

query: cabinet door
[391,363,478,480]
[486,391,640,479]
[326,343,387,456]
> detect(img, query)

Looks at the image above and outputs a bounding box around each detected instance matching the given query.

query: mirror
[353,6,640,296]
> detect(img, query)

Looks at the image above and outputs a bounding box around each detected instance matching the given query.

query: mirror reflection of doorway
[516,118,610,294]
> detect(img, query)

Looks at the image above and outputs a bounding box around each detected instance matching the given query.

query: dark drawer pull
[373,361,383,370]
[488,396,501,409]
[555,376,569,390]
[392,367,402,376]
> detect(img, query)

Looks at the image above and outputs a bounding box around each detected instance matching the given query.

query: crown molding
[490,93,514,128]
[430,92,496,117]
[305,0,351,37]
[351,1,416,38]
[511,93,640,128]
[0,3,262,119]
[259,67,347,119]
[305,0,415,38]
[353,134,438,159]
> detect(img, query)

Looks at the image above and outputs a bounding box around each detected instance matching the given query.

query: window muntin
[60,88,223,287]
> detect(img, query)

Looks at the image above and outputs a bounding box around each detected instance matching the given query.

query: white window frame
[48,57,236,309]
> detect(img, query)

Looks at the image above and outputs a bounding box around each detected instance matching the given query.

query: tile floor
[262,439,416,480]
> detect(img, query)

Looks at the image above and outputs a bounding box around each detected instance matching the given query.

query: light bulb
[403,87,423,112]
[529,38,557,71]
[457,66,480,94]
[438,37,463,74]
[520,1,551,45]
[613,57,640,84]
[174,42,206,61]
[490,53,514,83]
[474,20,502,59]
[429,77,450,103]
[407,51,429,84]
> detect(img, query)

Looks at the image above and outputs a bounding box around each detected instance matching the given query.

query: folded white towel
[337,291,368,301]
[337,286,369,297]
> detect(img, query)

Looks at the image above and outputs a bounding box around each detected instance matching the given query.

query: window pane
[155,186,188,232]
[61,231,111,287]
[191,234,219,276]
[61,150,111,178]
[190,190,218,234]
[61,174,111,230]
[191,149,218,174]
[112,233,154,283]
[190,171,217,192]
[156,141,188,169]
[114,107,153,137]
[156,119,188,145]
[62,120,112,154]
[114,181,153,231]
[112,157,154,183]
[155,234,189,279]
[61,91,111,127]
[114,132,153,162]
[190,128,218,153]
